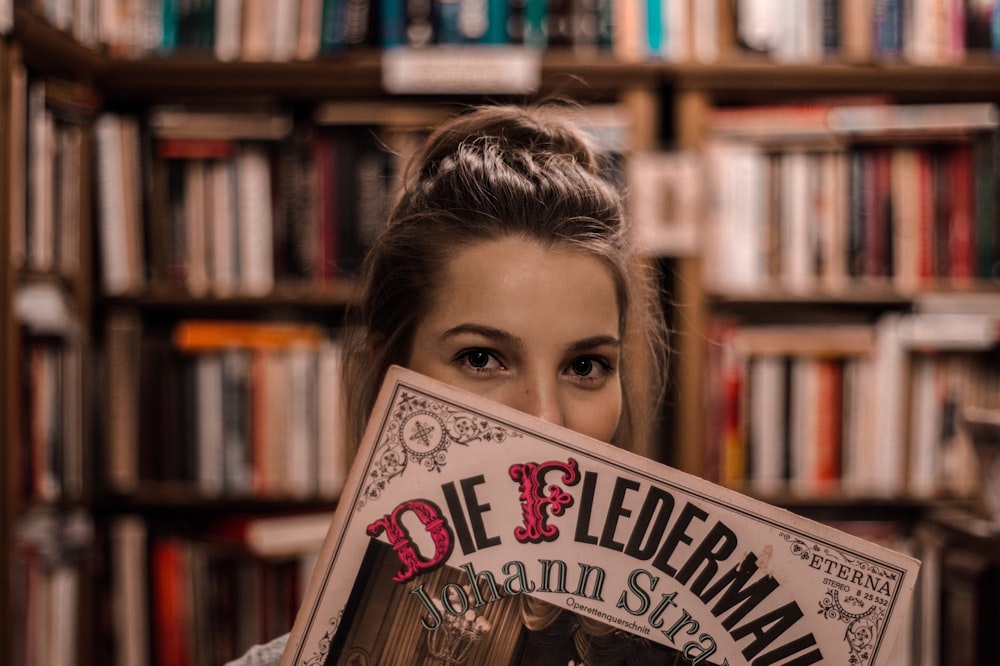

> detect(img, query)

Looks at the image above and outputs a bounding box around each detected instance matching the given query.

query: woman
[228,103,670,666]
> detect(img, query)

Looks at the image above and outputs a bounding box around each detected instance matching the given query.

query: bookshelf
[2,1,1000,664]
[1,33,12,666]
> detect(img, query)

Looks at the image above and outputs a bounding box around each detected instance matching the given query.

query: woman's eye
[455,348,502,373]
[466,349,491,368]
[568,356,612,379]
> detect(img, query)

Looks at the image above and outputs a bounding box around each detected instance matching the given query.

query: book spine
[995,0,1000,53]
[380,0,406,46]
[821,0,840,55]
[161,0,179,51]
[95,114,132,295]
[298,0,324,58]
[948,143,974,286]
[646,0,663,55]
[214,0,242,61]
[873,0,903,58]
[235,144,275,296]
[973,134,996,279]
[344,0,373,46]
[523,0,546,47]
[321,0,347,51]
[405,0,436,46]
[436,0,462,43]
[548,0,572,46]
[480,0,508,43]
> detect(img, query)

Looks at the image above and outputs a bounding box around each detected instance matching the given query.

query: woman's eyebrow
[567,335,620,352]
[440,323,523,349]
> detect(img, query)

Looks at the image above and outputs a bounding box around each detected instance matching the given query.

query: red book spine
[948,143,975,286]
[815,358,843,494]
[917,149,936,285]
[151,538,192,666]
[156,138,236,160]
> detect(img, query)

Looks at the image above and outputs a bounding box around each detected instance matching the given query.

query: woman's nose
[513,375,564,428]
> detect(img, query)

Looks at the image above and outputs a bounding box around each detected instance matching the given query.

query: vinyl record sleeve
[282,366,920,666]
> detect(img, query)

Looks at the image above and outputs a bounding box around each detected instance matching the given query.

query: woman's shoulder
[224,633,289,666]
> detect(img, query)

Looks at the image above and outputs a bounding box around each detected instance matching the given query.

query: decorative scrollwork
[818,590,884,666]
[358,390,521,509]
[779,532,898,664]
[300,610,343,666]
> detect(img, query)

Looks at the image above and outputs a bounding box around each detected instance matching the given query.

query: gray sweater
[225,634,288,666]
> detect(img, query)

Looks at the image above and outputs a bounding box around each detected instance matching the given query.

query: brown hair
[341,104,667,454]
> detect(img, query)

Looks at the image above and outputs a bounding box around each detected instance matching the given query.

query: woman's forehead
[424,236,621,341]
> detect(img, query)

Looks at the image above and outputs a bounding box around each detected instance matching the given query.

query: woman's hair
[341,103,667,454]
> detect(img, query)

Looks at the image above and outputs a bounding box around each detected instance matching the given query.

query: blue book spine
[381,0,407,47]
[437,0,463,43]
[873,0,902,57]
[322,0,347,51]
[821,0,840,56]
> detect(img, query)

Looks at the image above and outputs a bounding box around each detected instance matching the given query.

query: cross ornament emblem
[408,419,438,448]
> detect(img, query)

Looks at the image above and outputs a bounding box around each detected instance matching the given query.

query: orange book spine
[173,320,325,351]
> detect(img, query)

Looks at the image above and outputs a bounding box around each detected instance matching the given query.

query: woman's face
[407,236,623,443]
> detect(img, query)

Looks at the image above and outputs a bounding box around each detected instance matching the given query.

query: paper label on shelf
[382,46,541,95]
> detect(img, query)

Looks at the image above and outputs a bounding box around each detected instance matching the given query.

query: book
[147,107,294,141]
[627,150,701,257]
[173,320,326,351]
[282,366,919,666]
[213,511,333,558]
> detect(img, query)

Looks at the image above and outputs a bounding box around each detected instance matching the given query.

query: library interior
[2,0,1000,664]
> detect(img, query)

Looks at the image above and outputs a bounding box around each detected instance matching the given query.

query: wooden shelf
[15,6,1000,104]
[674,59,1000,101]
[99,51,386,101]
[95,487,337,515]
[101,282,359,311]
[708,287,913,309]
[12,8,103,80]
[95,49,664,102]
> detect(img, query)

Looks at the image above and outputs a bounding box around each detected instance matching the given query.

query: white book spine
[210,159,238,296]
[750,355,787,495]
[214,0,243,61]
[236,145,275,296]
[704,141,766,293]
[872,312,906,496]
[95,114,131,295]
[271,0,300,61]
[908,353,940,497]
[111,517,149,666]
[664,0,689,61]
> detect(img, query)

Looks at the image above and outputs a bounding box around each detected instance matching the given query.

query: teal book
[482,0,509,43]
[646,0,662,56]
[523,0,547,47]
[380,0,407,47]
[160,0,178,51]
